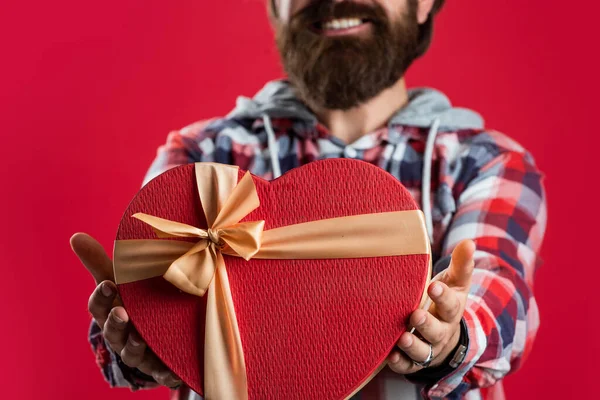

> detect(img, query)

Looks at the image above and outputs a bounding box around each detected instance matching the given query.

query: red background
[1,0,597,399]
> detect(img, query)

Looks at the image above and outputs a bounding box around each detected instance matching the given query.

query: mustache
[291,0,388,28]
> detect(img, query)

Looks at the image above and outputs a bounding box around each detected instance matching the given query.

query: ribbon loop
[219,221,265,260]
[132,213,207,239]
[212,171,261,229]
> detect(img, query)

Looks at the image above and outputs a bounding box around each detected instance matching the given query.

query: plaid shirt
[89,99,546,399]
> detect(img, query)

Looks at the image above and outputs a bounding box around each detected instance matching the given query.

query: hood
[227,80,317,124]
[227,80,484,132]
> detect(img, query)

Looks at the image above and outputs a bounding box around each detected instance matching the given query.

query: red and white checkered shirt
[89,83,546,400]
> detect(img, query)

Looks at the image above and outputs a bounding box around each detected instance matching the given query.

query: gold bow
[114,162,431,400]
[132,169,264,298]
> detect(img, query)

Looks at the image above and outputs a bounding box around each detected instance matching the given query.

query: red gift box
[113,159,431,400]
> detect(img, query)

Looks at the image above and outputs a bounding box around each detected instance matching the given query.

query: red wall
[1,1,597,399]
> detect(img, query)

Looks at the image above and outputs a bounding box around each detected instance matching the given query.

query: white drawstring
[421,118,441,244]
[263,114,282,179]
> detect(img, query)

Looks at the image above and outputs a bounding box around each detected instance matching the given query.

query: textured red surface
[116,159,430,399]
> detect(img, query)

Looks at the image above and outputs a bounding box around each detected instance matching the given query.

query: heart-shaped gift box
[113,159,431,400]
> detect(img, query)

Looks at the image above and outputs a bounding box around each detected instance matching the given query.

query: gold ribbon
[114,162,430,400]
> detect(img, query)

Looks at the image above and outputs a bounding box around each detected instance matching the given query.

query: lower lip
[320,22,371,37]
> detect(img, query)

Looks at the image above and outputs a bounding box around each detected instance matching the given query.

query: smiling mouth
[313,18,373,35]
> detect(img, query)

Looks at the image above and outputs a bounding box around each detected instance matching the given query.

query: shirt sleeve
[88,320,159,390]
[424,149,547,399]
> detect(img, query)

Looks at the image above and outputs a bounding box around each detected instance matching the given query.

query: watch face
[449,344,467,369]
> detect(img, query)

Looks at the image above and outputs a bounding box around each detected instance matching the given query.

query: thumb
[70,233,115,285]
[442,239,475,292]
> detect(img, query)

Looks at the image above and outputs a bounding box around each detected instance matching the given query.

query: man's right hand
[71,233,182,388]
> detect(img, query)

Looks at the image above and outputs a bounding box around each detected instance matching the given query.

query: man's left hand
[388,239,475,374]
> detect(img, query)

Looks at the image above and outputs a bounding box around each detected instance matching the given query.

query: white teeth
[323,18,363,31]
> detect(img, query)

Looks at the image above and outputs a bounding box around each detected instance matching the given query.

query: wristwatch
[449,319,468,368]
[405,318,469,384]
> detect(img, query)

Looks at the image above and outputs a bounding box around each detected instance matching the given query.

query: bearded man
[72,1,546,399]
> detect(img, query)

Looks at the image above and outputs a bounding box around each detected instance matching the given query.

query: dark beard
[275,0,420,111]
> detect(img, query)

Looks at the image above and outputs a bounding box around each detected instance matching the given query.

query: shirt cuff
[89,319,158,391]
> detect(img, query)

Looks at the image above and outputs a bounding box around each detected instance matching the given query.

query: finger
[152,368,183,388]
[120,331,147,369]
[429,282,462,323]
[396,332,432,367]
[410,309,447,345]
[127,345,180,387]
[88,281,118,328]
[387,350,420,375]
[135,349,178,383]
[445,240,475,291]
[103,307,129,353]
[71,233,115,285]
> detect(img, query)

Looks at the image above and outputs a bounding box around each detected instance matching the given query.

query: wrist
[405,318,469,385]
[432,322,461,368]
